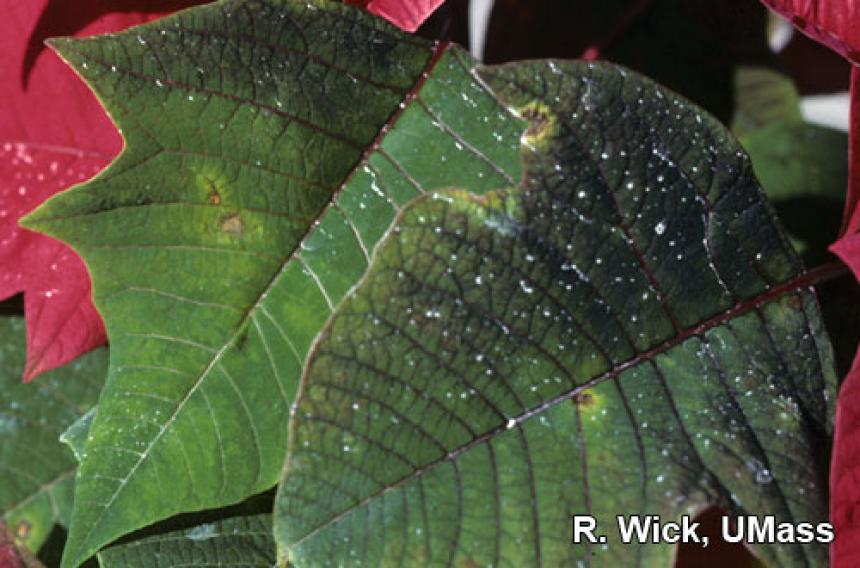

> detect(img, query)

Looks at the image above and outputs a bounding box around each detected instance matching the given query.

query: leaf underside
[97,513,274,567]
[275,61,837,567]
[23,0,523,565]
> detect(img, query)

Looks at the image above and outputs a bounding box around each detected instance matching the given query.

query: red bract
[833,344,860,566]
[761,0,860,63]
[760,2,860,566]
[833,67,860,267]
[760,1,860,248]
[0,0,204,381]
[345,0,446,32]
[832,65,860,568]
[0,544,24,568]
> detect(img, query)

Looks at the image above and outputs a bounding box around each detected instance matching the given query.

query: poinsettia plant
[1,0,856,567]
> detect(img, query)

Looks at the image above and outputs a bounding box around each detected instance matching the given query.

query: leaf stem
[803,260,851,287]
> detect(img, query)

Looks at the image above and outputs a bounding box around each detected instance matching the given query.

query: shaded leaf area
[730,67,802,138]
[483,0,778,125]
[98,514,274,567]
[742,121,848,266]
[0,317,107,553]
[276,61,836,567]
[23,0,522,565]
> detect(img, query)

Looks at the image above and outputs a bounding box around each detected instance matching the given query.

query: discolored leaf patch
[276,61,837,567]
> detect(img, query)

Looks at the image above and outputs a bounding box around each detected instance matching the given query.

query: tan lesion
[573,389,598,409]
[194,170,248,239]
[15,520,30,541]
[517,101,560,150]
[219,213,244,236]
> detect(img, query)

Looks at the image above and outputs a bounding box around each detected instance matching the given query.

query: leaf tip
[17,200,70,249]
[44,36,95,79]
[44,36,76,58]
[18,207,46,234]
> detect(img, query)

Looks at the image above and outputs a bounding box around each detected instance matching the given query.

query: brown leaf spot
[440,333,460,352]
[573,390,596,407]
[219,213,244,236]
[14,521,29,541]
[523,106,550,138]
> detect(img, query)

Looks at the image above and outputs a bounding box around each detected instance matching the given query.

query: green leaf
[22,0,522,564]
[275,61,837,567]
[0,317,107,553]
[98,513,274,567]
[731,67,803,138]
[742,121,849,265]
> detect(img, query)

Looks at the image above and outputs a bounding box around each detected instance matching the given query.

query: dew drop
[756,468,773,484]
